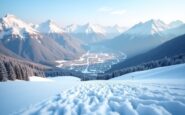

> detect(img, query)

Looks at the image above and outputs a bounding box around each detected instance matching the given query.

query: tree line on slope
[0,54,48,81]
[96,53,185,80]
[45,68,96,80]
[2,53,185,81]
[43,53,185,80]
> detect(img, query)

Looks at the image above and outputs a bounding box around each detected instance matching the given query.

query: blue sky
[1,0,185,26]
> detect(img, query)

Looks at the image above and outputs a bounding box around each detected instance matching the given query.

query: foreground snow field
[18,80,185,115]
[0,76,81,115]
[1,64,185,115]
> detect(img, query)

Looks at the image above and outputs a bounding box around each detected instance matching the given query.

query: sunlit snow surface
[1,64,185,115]
[17,80,185,115]
[112,63,185,80]
[0,76,81,115]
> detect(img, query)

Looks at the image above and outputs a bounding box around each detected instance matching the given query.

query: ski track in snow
[17,81,185,115]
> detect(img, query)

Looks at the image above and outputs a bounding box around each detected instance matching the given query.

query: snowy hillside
[17,80,185,115]
[125,19,169,36]
[5,64,184,115]
[1,1,185,115]
[0,76,81,115]
[112,63,185,80]
[0,14,86,63]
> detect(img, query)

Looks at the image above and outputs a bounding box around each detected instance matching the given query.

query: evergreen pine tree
[5,63,16,80]
[0,61,8,81]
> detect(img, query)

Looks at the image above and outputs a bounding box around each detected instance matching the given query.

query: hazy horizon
[1,0,185,27]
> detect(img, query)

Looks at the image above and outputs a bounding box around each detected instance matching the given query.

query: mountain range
[0,14,85,65]
[64,23,127,44]
[0,14,128,64]
[100,19,185,57]
[109,33,185,72]
[0,14,184,66]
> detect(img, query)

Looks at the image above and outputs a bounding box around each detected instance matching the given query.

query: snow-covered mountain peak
[64,24,78,33]
[169,20,184,28]
[4,13,16,18]
[44,19,59,26]
[111,24,128,33]
[112,24,122,29]
[64,23,106,34]
[83,23,105,34]
[0,14,38,39]
[84,22,101,29]
[64,23,128,41]
[46,19,53,23]
[36,20,64,34]
[147,19,162,24]
[145,19,166,28]
[125,19,169,35]
[84,22,93,27]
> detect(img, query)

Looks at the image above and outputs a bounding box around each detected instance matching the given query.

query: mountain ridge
[0,14,85,64]
[109,34,185,72]
[99,19,184,57]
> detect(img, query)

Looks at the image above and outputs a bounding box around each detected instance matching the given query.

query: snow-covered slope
[65,23,126,35]
[36,20,64,34]
[0,14,38,39]
[66,23,106,34]
[109,34,185,71]
[112,63,185,80]
[125,19,169,36]
[122,19,184,40]
[1,64,185,115]
[168,20,184,29]
[164,24,185,39]
[64,23,127,43]
[17,77,185,115]
[64,24,105,43]
[65,23,105,35]
[0,76,81,115]
[0,14,84,63]
[29,76,54,82]
[104,24,127,34]
[101,19,183,57]
[35,20,85,57]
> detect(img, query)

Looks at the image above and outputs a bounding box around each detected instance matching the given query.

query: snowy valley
[1,14,185,115]
[55,51,126,74]
[1,1,185,115]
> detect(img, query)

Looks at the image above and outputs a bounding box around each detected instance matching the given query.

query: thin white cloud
[98,6,112,12]
[98,6,126,15]
[111,10,126,15]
